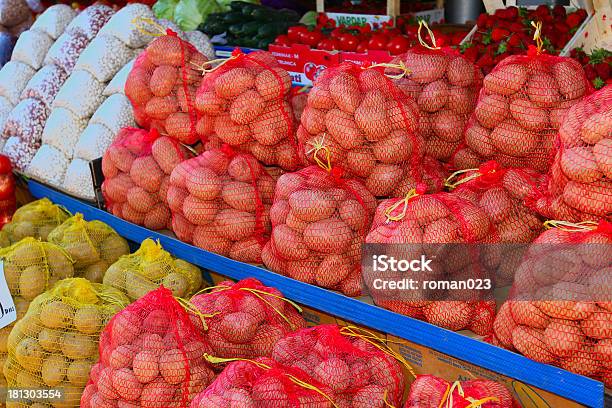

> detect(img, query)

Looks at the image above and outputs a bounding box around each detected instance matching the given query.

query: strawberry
[491,28,510,42]
[566,12,584,29]
[462,46,478,62]
[584,64,597,81]
[554,22,570,34]
[507,34,521,47]
[594,62,610,79]
[535,4,550,18]
[476,53,493,68]
[509,22,524,32]
[505,6,519,20]
[552,5,566,19]
[476,13,488,28]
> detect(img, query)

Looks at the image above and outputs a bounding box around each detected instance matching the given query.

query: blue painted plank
[28,180,604,408]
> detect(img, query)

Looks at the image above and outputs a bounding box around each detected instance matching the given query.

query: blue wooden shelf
[28,180,604,408]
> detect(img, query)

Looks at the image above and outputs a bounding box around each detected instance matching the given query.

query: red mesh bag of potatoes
[261,163,377,297]
[271,324,409,407]
[449,160,545,285]
[532,85,612,222]
[124,24,209,145]
[102,126,193,230]
[364,186,497,335]
[405,375,515,408]
[296,60,447,198]
[189,278,306,362]
[389,24,483,163]
[492,220,612,387]
[81,286,215,408]
[194,49,299,170]
[453,43,592,173]
[167,145,275,263]
[191,356,336,407]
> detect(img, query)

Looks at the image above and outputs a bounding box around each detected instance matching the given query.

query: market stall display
[47,213,130,282]
[82,286,215,408]
[492,220,612,387]
[103,238,203,300]
[190,278,306,360]
[533,85,612,222]
[4,278,129,408]
[0,0,34,37]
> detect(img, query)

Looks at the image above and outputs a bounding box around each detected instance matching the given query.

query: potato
[214,114,253,146]
[483,63,527,95]
[593,138,612,178]
[61,332,97,359]
[324,108,365,149]
[41,354,68,386]
[512,326,555,363]
[161,272,189,297]
[432,109,463,142]
[509,98,549,132]
[287,189,336,222]
[66,359,92,386]
[475,94,508,129]
[125,271,159,300]
[316,254,351,287]
[418,80,448,113]
[19,265,46,301]
[303,218,352,254]
[560,146,602,183]
[423,301,472,331]
[99,235,129,264]
[448,85,476,115]
[490,121,537,157]
[527,73,562,108]
[214,209,256,241]
[40,301,73,329]
[366,164,403,197]
[328,72,360,113]
[402,52,448,84]
[183,195,219,225]
[544,319,585,357]
[193,225,232,256]
[564,179,612,216]
[229,89,265,125]
[214,68,254,99]
[582,112,612,145]
[73,305,102,334]
[15,337,44,371]
[552,61,586,100]
[465,122,494,158]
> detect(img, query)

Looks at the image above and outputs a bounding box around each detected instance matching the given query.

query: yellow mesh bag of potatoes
[4,278,129,408]
[0,238,76,380]
[47,214,130,283]
[1,199,71,245]
[103,238,203,300]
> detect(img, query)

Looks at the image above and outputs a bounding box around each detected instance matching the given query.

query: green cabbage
[153,0,179,20]
[174,0,223,31]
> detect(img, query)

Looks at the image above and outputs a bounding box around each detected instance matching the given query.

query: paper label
[0,261,16,329]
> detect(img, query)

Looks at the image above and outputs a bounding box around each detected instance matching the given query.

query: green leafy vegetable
[174,0,223,31]
[153,0,179,20]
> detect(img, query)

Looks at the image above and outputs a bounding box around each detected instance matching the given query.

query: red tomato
[300,29,323,47]
[386,35,410,55]
[367,33,388,50]
[287,26,308,43]
[337,33,359,51]
[356,41,369,53]
[330,27,345,39]
[317,38,339,51]
[274,34,292,46]
[0,155,12,174]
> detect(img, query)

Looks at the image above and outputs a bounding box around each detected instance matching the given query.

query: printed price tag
[0,261,16,329]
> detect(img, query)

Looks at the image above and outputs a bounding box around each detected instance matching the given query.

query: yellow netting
[3,278,129,408]
[1,199,71,245]
[47,214,129,283]
[103,238,204,300]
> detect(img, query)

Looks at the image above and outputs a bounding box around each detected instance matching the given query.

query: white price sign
[0,261,16,329]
